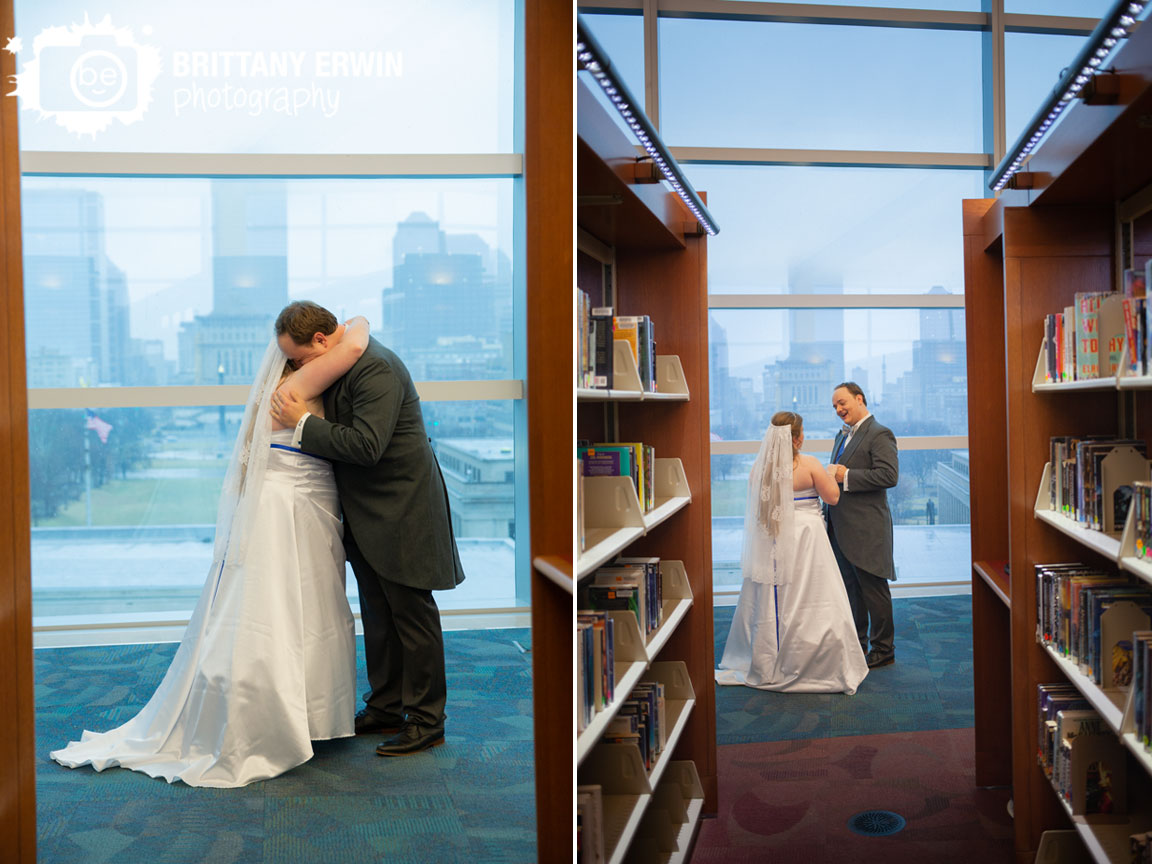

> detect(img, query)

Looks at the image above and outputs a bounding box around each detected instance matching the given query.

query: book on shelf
[1126,267,1148,299]
[1044,312,1063,383]
[1122,295,1146,377]
[616,556,664,638]
[1037,682,1089,775]
[590,306,614,389]
[1136,481,1152,559]
[1048,435,1148,530]
[584,558,662,638]
[576,784,605,864]
[1075,291,1108,380]
[1134,631,1152,749]
[578,459,586,553]
[579,444,639,508]
[1063,303,1077,382]
[577,289,594,389]
[1054,707,1126,815]
[577,612,616,731]
[613,315,657,393]
[583,442,655,513]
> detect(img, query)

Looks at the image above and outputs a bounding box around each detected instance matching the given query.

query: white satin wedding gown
[51,428,357,787]
[715,488,869,694]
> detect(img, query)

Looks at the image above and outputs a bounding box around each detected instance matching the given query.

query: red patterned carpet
[693,727,1013,863]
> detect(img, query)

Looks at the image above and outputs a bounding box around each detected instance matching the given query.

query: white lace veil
[741,422,797,585]
[210,338,287,573]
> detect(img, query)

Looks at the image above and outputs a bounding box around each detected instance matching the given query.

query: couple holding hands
[717,382,899,696]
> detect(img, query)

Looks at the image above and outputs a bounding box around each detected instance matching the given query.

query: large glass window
[22,176,515,386]
[659,19,983,152]
[1005,32,1089,151]
[685,165,986,296]
[711,450,972,591]
[709,308,967,444]
[29,401,518,619]
[12,0,515,153]
[580,12,645,114]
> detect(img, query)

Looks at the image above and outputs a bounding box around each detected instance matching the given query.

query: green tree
[28,410,85,524]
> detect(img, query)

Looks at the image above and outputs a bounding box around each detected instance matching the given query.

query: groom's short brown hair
[276,301,338,345]
[834,381,867,406]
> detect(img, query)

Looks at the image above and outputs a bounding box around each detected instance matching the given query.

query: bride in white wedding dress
[51,317,371,787]
[715,411,868,695]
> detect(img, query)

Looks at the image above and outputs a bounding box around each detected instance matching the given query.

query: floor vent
[847,810,906,836]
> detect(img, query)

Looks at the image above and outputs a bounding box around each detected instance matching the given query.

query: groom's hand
[827,463,846,483]
[270,387,307,427]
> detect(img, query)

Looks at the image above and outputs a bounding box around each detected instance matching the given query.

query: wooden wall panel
[962,198,1013,788]
[0,0,33,857]
[525,1,573,860]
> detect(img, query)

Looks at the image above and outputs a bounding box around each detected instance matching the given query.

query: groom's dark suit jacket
[827,415,899,581]
[300,337,465,591]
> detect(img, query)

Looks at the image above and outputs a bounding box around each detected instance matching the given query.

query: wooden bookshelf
[963,20,1152,862]
[525,3,572,862]
[576,72,717,861]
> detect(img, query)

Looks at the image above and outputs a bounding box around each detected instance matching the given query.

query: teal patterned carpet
[35,629,536,864]
[714,595,976,744]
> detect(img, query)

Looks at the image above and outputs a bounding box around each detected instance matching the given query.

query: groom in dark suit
[825,382,899,668]
[270,301,466,756]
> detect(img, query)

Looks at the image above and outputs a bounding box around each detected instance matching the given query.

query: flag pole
[84,425,91,527]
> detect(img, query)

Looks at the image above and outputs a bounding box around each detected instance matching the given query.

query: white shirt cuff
[842,468,850,491]
[291,411,312,448]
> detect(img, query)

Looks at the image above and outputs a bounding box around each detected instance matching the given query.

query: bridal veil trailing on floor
[51,341,356,787]
[715,423,867,695]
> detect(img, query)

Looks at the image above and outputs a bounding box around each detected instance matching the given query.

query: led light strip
[576,16,720,236]
[990,0,1148,192]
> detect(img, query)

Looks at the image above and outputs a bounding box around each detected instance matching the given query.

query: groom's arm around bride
[271,300,465,757]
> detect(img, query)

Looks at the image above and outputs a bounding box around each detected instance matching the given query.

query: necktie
[833,424,852,463]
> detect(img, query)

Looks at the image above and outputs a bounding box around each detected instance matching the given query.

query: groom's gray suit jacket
[300,337,465,592]
[826,415,899,581]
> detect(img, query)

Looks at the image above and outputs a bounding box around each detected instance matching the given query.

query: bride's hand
[270,387,307,426]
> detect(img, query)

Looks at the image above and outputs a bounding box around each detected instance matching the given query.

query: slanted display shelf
[1040,647,1152,862]
[578,344,690,403]
[576,564,695,764]
[973,559,1010,608]
[1049,777,1150,864]
[579,662,700,864]
[577,458,692,578]
[1033,463,1152,588]
[1032,336,1152,393]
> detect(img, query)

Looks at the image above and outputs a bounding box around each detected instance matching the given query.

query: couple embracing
[716,382,898,696]
[51,301,465,787]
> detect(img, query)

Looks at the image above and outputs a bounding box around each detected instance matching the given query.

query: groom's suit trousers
[345,528,447,732]
[828,521,894,658]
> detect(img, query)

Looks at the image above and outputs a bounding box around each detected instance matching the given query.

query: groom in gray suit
[271,301,465,756]
[825,382,899,668]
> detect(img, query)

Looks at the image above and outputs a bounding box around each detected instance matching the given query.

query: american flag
[84,410,113,444]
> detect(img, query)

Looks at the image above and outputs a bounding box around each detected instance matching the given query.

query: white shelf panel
[578,387,643,402]
[643,458,692,532]
[1034,378,1118,392]
[1035,509,1123,561]
[603,792,652,864]
[646,696,695,792]
[663,798,704,864]
[579,527,646,579]
[1044,644,1126,732]
[1121,732,1152,781]
[577,657,648,766]
[1116,375,1152,390]
[1119,556,1152,587]
[644,561,693,660]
